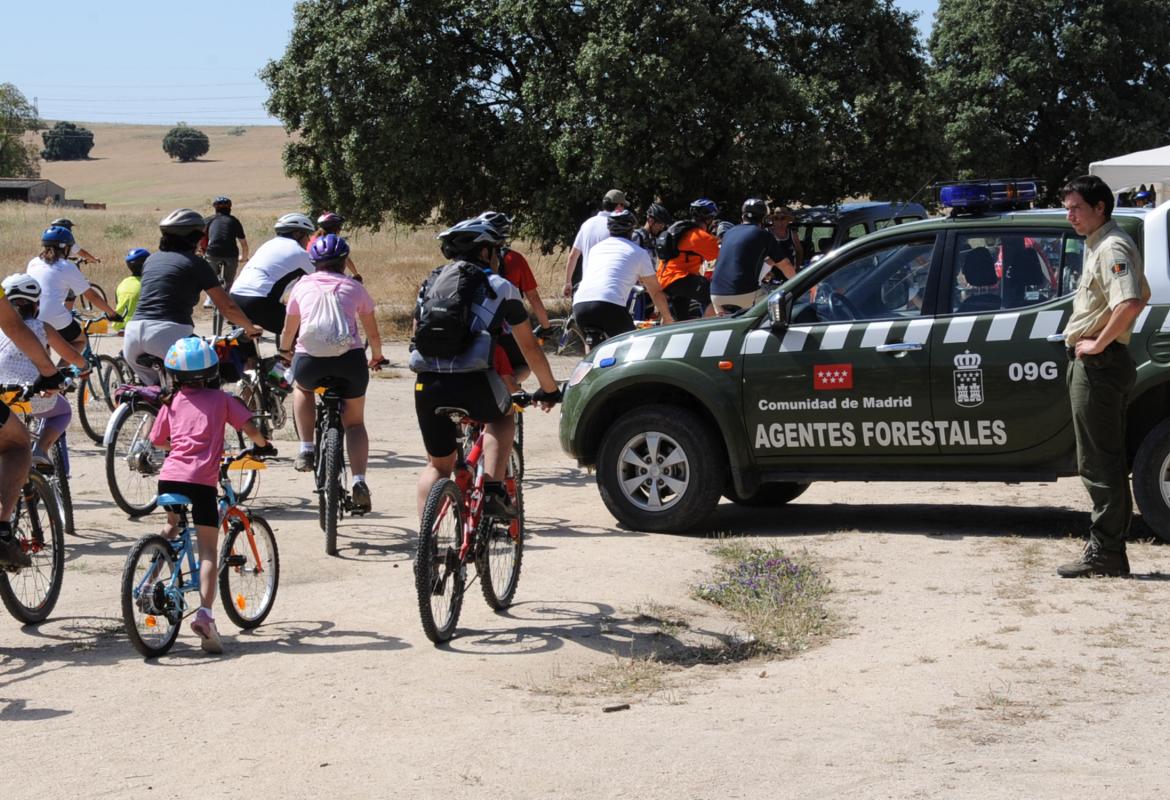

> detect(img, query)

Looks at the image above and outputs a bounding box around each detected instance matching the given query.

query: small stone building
[0,178,67,204]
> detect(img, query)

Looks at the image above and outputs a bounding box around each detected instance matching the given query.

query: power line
[38,95,267,102]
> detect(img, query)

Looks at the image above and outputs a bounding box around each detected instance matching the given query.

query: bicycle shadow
[153,619,410,662]
[525,514,645,540]
[331,522,416,562]
[521,465,594,489]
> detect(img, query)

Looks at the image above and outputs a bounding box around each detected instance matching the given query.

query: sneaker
[293,450,315,472]
[0,534,31,570]
[351,480,372,513]
[1056,542,1131,578]
[190,610,224,654]
[482,490,519,520]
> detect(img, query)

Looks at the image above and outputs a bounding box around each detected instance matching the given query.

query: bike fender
[103,401,134,447]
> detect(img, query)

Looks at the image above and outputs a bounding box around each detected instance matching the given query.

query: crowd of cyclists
[0,187,786,651]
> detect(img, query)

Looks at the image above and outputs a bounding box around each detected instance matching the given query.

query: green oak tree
[41,121,95,161]
[0,83,41,178]
[262,0,936,247]
[930,0,1170,199]
[162,124,210,162]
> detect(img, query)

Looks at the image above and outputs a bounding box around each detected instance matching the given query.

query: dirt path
[4,344,1170,799]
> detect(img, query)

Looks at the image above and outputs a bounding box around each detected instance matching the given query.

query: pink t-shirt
[287,271,374,355]
[150,387,255,486]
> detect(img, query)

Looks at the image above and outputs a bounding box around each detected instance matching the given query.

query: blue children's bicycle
[120,447,279,658]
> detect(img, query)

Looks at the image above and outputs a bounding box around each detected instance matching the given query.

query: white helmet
[2,273,42,303]
[274,213,314,235]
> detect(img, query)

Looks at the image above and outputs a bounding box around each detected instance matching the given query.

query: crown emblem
[953,351,982,369]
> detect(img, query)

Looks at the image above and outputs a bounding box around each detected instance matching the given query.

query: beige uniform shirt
[1063,220,1149,346]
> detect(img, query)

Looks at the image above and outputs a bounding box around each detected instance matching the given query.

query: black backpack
[413,261,495,358]
[655,220,698,261]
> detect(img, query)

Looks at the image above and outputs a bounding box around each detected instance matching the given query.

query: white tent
[1090,144,1170,205]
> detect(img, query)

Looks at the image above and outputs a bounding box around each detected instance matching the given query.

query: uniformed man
[1057,175,1150,578]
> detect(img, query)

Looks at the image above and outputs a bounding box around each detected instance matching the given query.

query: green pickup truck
[559,190,1170,538]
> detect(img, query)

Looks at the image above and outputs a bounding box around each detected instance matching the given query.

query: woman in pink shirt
[150,337,272,654]
[278,234,384,513]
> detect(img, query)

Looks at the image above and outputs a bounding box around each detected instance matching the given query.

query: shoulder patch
[1111,261,1129,276]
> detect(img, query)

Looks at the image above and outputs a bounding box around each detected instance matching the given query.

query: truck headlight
[567,361,593,387]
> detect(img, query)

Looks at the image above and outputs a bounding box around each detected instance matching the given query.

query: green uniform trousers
[1067,343,1136,551]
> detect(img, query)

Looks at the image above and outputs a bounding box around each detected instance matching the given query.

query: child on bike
[113,248,149,333]
[150,336,272,654]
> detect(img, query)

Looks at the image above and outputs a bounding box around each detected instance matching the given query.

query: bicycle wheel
[477,449,524,610]
[77,357,117,443]
[219,512,279,629]
[106,404,161,516]
[415,479,465,643]
[0,472,65,624]
[323,426,343,556]
[224,425,257,501]
[121,534,182,657]
[539,319,567,356]
[50,437,75,537]
[78,283,107,316]
[514,412,525,480]
[556,320,588,358]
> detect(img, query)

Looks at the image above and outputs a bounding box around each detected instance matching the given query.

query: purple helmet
[309,233,350,264]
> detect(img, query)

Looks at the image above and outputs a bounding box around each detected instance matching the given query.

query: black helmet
[646,202,673,226]
[437,218,506,261]
[316,211,343,231]
[49,217,75,230]
[213,196,232,209]
[605,209,637,238]
[476,210,513,238]
[159,208,207,237]
[742,198,768,224]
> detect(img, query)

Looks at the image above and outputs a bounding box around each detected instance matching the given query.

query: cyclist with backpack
[563,189,627,297]
[229,213,316,334]
[27,225,122,351]
[150,336,273,653]
[656,198,721,321]
[572,210,674,338]
[200,196,249,308]
[278,234,383,512]
[710,199,791,315]
[411,218,561,518]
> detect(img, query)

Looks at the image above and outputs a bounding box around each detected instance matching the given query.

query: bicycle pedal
[224,554,247,568]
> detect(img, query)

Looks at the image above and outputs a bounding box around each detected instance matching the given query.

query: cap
[604,189,627,205]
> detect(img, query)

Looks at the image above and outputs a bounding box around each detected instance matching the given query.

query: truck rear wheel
[596,406,725,533]
[1131,417,1170,543]
[724,481,811,507]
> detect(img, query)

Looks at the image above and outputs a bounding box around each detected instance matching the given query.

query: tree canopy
[0,83,41,178]
[162,124,210,162]
[263,0,938,247]
[930,0,1170,200]
[41,121,95,161]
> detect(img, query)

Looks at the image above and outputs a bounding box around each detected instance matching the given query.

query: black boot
[481,482,518,520]
[1056,542,1130,578]
[0,523,31,570]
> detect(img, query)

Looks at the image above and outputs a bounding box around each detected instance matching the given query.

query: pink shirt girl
[150,387,254,486]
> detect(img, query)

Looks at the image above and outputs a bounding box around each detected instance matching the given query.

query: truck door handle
[875,342,924,353]
[1046,334,1066,343]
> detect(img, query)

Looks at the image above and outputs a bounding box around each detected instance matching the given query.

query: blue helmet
[41,225,75,248]
[309,233,350,264]
[125,247,150,264]
[689,198,719,219]
[164,336,219,384]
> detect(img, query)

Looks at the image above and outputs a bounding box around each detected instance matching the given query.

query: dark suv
[797,201,928,265]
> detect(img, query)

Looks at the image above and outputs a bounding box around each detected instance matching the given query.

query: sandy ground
[4,341,1170,800]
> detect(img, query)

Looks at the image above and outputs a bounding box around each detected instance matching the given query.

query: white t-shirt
[573,236,654,306]
[228,236,314,300]
[0,318,53,413]
[572,212,611,274]
[26,256,90,330]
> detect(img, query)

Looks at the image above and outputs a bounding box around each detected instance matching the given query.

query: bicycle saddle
[136,354,164,370]
[434,406,470,421]
[157,492,192,507]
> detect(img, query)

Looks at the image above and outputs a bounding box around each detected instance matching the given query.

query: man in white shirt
[572,210,674,339]
[562,188,627,297]
[228,213,315,334]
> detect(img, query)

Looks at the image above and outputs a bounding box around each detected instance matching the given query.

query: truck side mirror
[767,290,794,334]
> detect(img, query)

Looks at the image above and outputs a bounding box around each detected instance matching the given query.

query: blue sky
[3,0,939,126]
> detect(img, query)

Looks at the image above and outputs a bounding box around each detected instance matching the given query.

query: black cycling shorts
[572,301,635,340]
[663,274,711,321]
[292,349,369,399]
[414,371,511,457]
[497,332,528,372]
[0,400,10,428]
[57,319,82,342]
[231,293,286,336]
[158,480,218,527]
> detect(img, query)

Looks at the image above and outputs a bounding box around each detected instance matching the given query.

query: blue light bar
[938,179,1039,211]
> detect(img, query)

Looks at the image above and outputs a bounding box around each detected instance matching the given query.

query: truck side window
[813,238,936,322]
[952,233,1063,314]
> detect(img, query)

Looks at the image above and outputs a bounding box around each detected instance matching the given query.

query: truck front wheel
[1130,417,1170,543]
[596,406,725,533]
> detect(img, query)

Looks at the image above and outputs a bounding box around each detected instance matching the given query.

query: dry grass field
[4,123,567,330]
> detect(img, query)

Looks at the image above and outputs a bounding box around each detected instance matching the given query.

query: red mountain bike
[414,393,529,644]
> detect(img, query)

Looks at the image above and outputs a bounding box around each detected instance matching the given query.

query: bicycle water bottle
[267,363,291,391]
